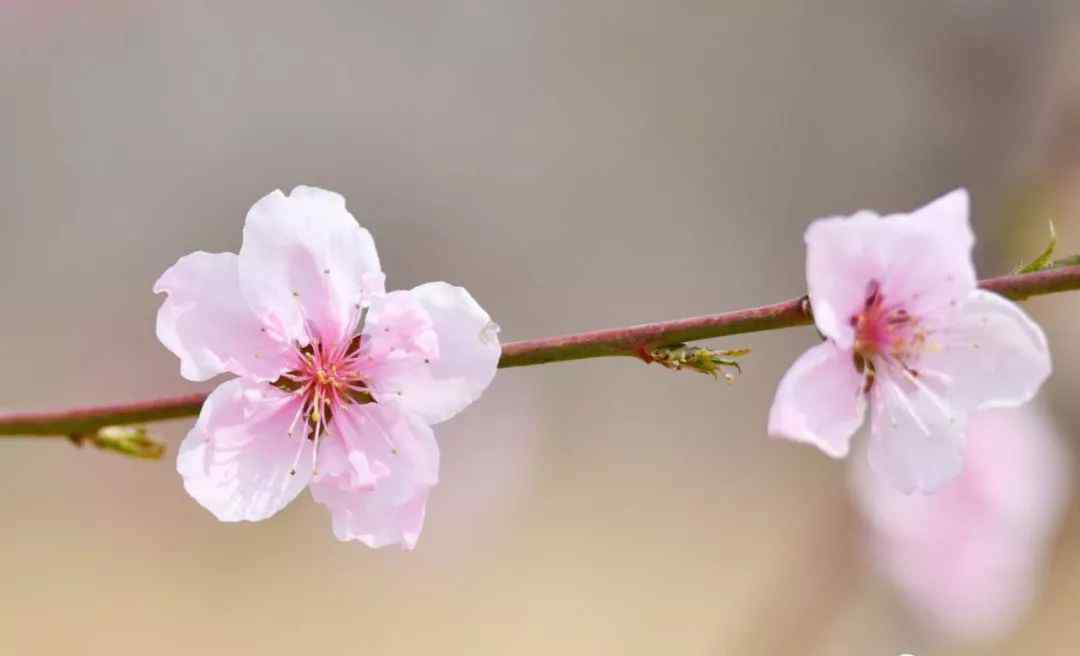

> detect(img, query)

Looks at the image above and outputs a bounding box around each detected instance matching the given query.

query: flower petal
[889,188,976,318]
[867,365,967,494]
[238,187,385,348]
[767,341,866,458]
[360,289,440,364]
[906,188,974,248]
[310,403,438,549]
[970,407,1072,537]
[154,251,291,382]
[364,282,500,425]
[881,527,1041,642]
[850,404,1071,641]
[805,189,975,347]
[177,378,312,522]
[917,290,1051,412]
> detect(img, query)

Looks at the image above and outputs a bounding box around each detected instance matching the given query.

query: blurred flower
[851,406,1072,643]
[154,186,500,548]
[768,190,1051,493]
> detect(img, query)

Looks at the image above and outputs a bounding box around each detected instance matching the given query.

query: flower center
[273,334,375,476]
[849,279,924,390]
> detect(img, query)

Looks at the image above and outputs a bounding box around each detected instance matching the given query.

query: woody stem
[2,265,1079,439]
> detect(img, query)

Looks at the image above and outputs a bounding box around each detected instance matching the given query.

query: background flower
[851,405,1073,644]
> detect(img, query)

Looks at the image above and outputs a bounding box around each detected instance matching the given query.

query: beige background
[5,2,1080,654]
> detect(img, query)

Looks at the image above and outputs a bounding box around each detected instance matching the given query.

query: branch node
[635,345,656,363]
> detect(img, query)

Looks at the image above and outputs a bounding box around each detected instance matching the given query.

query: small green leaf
[70,425,166,460]
[1016,222,1057,273]
[646,343,750,382]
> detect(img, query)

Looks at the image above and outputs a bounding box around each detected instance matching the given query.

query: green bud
[69,425,166,460]
[646,343,750,382]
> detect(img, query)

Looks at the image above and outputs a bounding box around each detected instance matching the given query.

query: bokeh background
[5,1,1080,654]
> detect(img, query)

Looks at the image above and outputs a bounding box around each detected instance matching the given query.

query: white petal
[336,401,439,492]
[767,341,866,458]
[177,378,312,522]
[804,189,975,347]
[367,282,500,425]
[360,289,440,364]
[907,189,973,246]
[804,211,887,347]
[238,187,385,348]
[154,251,291,382]
[867,365,967,494]
[310,403,438,549]
[917,290,1051,412]
[889,188,976,318]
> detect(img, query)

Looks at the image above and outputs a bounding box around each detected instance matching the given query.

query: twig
[3,266,1079,439]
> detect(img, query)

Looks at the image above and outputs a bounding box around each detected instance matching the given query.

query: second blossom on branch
[768,190,1051,493]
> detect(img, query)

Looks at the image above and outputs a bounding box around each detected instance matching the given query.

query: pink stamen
[851,279,929,383]
[282,312,375,477]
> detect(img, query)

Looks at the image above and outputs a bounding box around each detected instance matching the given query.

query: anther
[864,279,881,308]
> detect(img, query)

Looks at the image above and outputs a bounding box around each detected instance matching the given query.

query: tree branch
[4,265,1080,439]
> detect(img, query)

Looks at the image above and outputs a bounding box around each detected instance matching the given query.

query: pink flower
[154,186,501,548]
[768,190,1051,493]
[851,406,1071,642]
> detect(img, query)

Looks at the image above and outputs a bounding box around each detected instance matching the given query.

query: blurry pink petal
[177,378,312,522]
[879,531,1039,642]
[154,251,291,382]
[767,341,866,458]
[867,367,966,494]
[968,408,1072,539]
[804,189,974,348]
[238,186,385,347]
[918,290,1051,412]
[364,282,501,425]
[310,403,439,548]
[852,406,1072,642]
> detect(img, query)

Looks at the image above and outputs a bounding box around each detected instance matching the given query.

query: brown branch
[0,394,207,437]
[3,266,1080,439]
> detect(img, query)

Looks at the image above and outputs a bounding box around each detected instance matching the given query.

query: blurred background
[5,1,1080,653]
